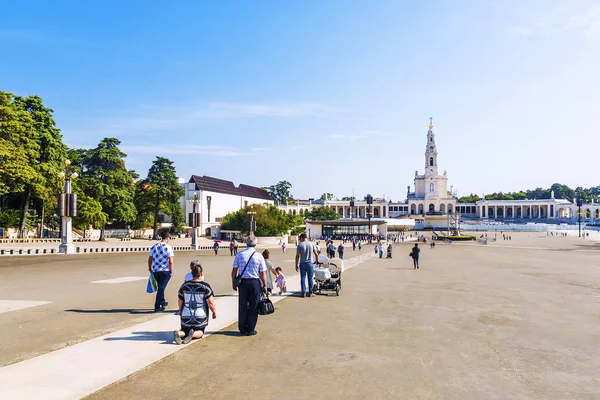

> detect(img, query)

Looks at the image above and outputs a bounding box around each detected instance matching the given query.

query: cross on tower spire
[429,117,433,130]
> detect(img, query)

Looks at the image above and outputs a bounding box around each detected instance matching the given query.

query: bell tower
[424,117,438,177]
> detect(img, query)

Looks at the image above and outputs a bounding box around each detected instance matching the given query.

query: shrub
[435,235,476,241]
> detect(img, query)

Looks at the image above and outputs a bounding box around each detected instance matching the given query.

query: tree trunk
[152,191,160,239]
[99,224,105,241]
[39,199,45,238]
[19,185,32,238]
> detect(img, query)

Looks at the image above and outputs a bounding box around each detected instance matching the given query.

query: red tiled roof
[188,175,272,200]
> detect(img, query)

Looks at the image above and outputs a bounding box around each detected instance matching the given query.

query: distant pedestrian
[410,243,420,269]
[213,241,219,256]
[231,235,268,336]
[173,260,216,345]
[281,242,286,254]
[337,243,344,259]
[233,239,239,255]
[229,241,234,256]
[148,230,174,312]
[358,242,362,251]
[378,242,383,258]
[352,241,356,251]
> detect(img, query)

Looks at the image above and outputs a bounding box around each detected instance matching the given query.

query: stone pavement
[88,233,600,400]
[2,233,600,399]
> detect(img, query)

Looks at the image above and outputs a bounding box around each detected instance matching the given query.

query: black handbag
[258,293,275,315]
[233,251,255,289]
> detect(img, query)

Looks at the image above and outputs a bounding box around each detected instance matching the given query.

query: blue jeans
[300,261,314,294]
[153,271,171,309]
[413,258,419,268]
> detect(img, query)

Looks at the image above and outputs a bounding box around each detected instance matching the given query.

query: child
[275,267,287,295]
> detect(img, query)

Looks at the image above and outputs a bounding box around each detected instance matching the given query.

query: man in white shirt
[231,235,267,336]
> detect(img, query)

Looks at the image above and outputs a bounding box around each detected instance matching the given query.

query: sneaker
[246,330,257,336]
[301,293,307,298]
[173,331,182,345]
[182,329,194,344]
[309,293,316,298]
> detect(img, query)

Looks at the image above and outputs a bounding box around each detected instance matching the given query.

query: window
[429,146,433,152]
[430,183,434,192]
[430,137,432,142]
[429,157,434,166]
[244,200,248,207]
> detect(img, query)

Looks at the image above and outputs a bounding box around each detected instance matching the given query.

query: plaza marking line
[90,277,148,284]
[0,252,374,400]
[0,300,52,315]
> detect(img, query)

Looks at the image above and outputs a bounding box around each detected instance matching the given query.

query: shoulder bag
[233,251,255,289]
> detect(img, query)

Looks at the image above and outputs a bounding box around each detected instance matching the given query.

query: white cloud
[121,145,250,157]
[100,101,336,134]
[251,147,269,152]
[329,130,392,141]
[508,4,600,39]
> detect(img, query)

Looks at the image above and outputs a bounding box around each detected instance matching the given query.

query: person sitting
[174,260,216,345]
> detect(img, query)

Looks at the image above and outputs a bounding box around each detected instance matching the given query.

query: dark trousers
[238,278,261,334]
[154,271,171,309]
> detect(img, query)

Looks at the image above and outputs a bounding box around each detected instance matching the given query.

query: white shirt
[232,248,266,279]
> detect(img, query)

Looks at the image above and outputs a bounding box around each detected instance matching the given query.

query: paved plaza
[1,233,599,399]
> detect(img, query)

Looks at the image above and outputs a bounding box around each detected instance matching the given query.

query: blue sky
[2,0,600,201]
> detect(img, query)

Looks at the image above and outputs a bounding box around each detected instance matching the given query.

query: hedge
[435,235,476,241]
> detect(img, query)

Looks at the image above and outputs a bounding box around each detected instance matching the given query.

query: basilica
[279,119,600,223]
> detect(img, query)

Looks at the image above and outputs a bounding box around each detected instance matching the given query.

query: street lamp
[58,159,78,254]
[247,210,257,236]
[577,198,583,238]
[188,192,201,250]
[366,194,373,243]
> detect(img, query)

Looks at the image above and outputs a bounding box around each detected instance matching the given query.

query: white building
[180,175,273,237]
[407,119,456,215]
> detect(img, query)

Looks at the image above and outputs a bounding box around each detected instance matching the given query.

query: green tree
[304,206,340,221]
[265,180,293,205]
[221,204,291,236]
[341,196,356,201]
[319,193,334,201]
[73,138,137,240]
[457,194,481,203]
[141,157,185,237]
[16,96,67,237]
[0,92,37,197]
[73,195,108,238]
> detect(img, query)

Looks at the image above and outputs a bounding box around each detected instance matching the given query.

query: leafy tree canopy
[304,206,340,221]
[221,203,297,236]
[319,193,334,201]
[264,180,293,205]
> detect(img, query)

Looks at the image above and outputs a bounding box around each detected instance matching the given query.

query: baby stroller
[313,255,343,296]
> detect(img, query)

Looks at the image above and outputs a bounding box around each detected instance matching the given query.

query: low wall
[256,236,288,245]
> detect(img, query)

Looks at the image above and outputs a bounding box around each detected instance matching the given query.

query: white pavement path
[0,252,374,400]
[0,300,52,315]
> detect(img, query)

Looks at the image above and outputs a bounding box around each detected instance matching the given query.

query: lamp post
[188,192,201,250]
[577,198,583,238]
[247,210,257,236]
[58,159,78,254]
[366,194,373,243]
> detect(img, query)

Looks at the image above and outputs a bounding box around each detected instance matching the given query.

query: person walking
[262,249,278,294]
[410,243,420,269]
[378,242,383,259]
[281,242,286,254]
[337,242,345,260]
[213,241,219,256]
[231,235,267,336]
[173,260,216,344]
[148,230,174,312]
[233,239,239,255]
[295,233,319,298]
[229,241,234,256]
